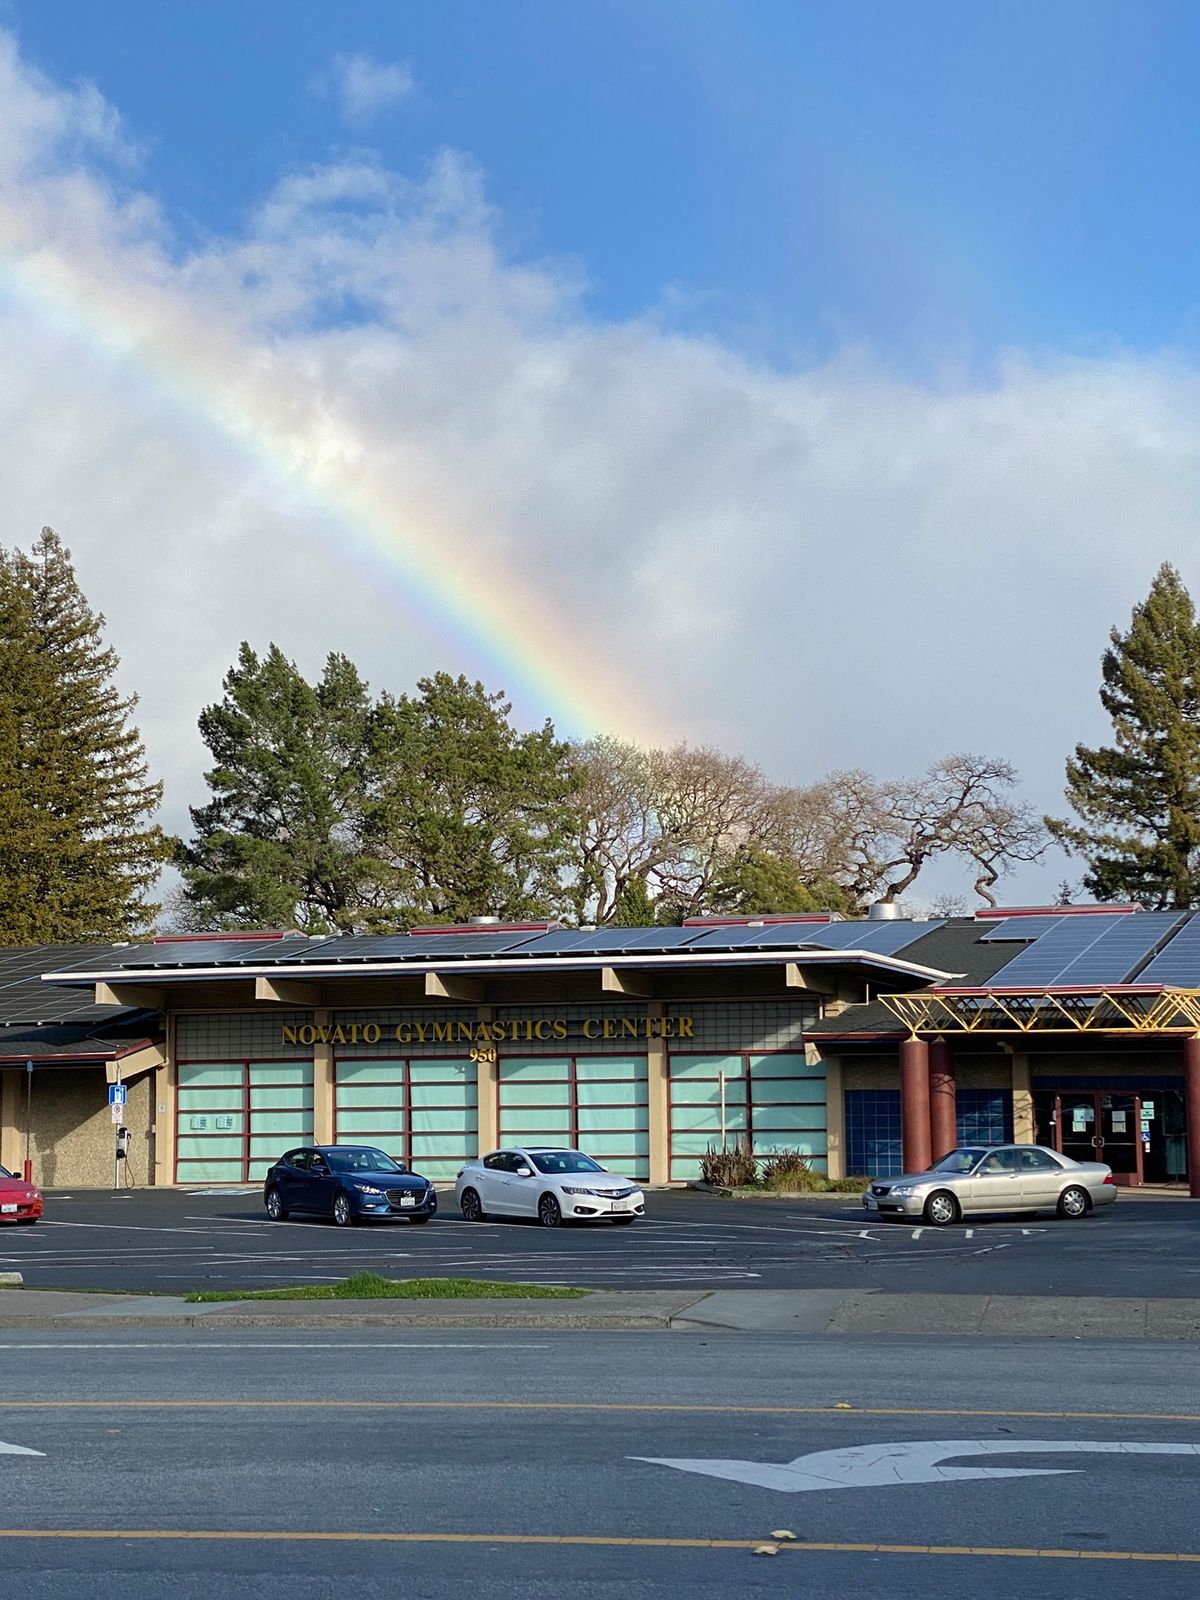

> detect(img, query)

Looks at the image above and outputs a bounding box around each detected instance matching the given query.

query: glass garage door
[334,1057,478,1182]
[668,1052,827,1182]
[175,1060,314,1183]
[498,1056,649,1181]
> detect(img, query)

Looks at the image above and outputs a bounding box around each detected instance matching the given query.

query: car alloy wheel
[538,1194,562,1228]
[924,1189,959,1226]
[1058,1185,1090,1219]
[332,1191,354,1227]
[265,1187,288,1222]
[460,1187,484,1222]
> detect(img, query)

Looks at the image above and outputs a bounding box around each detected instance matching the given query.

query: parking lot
[0,1186,1197,1297]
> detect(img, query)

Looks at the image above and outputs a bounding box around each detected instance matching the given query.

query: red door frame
[1051,1089,1144,1185]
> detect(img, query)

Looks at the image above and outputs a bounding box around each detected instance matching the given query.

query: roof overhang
[42,946,958,1001]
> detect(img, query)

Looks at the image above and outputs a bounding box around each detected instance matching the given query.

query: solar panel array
[984,912,1185,987]
[1133,913,1200,985]
[0,943,157,1024]
[979,915,1065,943]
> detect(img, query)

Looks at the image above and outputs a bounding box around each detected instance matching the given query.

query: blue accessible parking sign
[108,1084,127,1106]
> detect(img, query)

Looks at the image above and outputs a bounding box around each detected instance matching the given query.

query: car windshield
[0,1164,11,1179]
[928,1147,987,1175]
[323,1148,403,1174]
[527,1151,604,1175]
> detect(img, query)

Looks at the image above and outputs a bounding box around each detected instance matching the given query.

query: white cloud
[317,51,415,126]
[2,30,1200,904]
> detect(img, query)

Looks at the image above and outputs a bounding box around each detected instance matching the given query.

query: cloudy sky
[4,1,1200,905]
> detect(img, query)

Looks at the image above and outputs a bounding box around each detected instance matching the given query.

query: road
[1,1187,1199,1297]
[3,1327,1200,1597]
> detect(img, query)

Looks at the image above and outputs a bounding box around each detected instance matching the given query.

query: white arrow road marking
[0,1440,44,1457]
[632,1439,1200,1493]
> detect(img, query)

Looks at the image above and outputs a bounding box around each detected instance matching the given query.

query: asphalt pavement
[1,1185,1199,1298]
[3,1327,1200,1597]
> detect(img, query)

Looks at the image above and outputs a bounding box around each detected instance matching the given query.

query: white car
[456,1147,645,1227]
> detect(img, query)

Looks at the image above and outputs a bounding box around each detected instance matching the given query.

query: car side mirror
[516,1166,533,1179]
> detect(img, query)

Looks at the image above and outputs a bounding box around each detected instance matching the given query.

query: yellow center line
[5,1399,1200,1422]
[0,1529,1196,1561]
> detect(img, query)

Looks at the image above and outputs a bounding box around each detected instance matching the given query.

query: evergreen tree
[178,644,377,932]
[609,875,658,927]
[0,527,171,941]
[709,844,854,915]
[1047,563,1200,908]
[365,673,579,924]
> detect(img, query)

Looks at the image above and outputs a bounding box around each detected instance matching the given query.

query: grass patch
[184,1271,589,1304]
[759,1172,867,1194]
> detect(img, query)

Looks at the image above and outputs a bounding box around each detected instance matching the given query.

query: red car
[0,1164,42,1224]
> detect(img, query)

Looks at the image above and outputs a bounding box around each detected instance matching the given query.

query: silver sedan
[862,1143,1117,1225]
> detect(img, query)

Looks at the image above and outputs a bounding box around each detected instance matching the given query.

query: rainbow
[0,220,676,747]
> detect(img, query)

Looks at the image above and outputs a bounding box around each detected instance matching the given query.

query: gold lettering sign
[281,1015,694,1047]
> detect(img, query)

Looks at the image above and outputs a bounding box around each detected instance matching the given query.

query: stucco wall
[26,1067,153,1189]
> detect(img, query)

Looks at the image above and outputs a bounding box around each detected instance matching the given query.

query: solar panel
[278,931,546,963]
[1050,911,1185,985]
[1134,913,1200,985]
[979,915,1065,943]
[689,920,942,956]
[513,928,707,956]
[983,913,1129,986]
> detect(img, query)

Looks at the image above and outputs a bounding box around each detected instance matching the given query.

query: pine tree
[1047,563,1200,908]
[178,644,377,932]
[0,527,171,941]
[365,673,579,924]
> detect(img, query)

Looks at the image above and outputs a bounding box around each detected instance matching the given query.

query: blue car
[263,1145,438,1227]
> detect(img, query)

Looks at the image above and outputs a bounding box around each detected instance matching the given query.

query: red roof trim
[934,984,1173,996]
[681,914,839,927]
[405,923,557,936]
[973,904,1140,920]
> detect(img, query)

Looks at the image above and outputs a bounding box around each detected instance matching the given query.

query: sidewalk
[5,1285,1200,1338]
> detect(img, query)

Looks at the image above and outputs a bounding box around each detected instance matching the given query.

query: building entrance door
[1042,1090,1141,1184]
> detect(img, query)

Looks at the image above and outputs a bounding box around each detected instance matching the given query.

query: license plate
[400,1196,416,1208]
[611,1200,631,1212]
[1,1204,17,1214]
[862,1194,875,1210]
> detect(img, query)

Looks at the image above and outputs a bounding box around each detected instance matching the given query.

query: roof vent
[467,916,501,927]
[867,901,901,921]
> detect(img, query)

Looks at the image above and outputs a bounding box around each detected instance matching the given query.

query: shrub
[699,1139,758,1188]
[759,1149,820,1192]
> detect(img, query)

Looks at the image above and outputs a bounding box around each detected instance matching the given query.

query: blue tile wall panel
[847,1087,1014,1179]
[845,1089,902,1178]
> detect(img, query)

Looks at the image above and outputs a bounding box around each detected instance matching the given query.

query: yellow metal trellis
[878,987,1200,1036]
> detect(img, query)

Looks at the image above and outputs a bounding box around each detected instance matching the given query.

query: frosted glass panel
[250,1086,314,1110]
[178,1064,243,1088]
[577,1106,649,1133]
[669,1055,744,1081]
[750,1079,827,1106]
[670,1105,748,1134]
[500,1111,572,1136]
[178,1088,242,1112]
[176,1160,242,1182]
[749,1052,823,1079]
[499,1082,571,1108]
[250,1110,313,1135]
[409,1083,477,1109]
[176,1136,243,1161]
[410,1108,477,1135]
[337,1111,405,1136]
[336,1084,406,1109]
[337,1060,405,1084]
[409,1060,475,1086]
[576,1081,645,1107]
[248,1063,311,1086]
[670,1080,747,1106]
[500,1058,570,1081]
[576,1056,645,1081]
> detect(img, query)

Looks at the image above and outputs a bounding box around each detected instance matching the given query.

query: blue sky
[12,0,1200,365]
[5,4,1200,907]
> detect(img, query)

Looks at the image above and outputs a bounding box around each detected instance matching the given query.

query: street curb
[0,1311,677,1331]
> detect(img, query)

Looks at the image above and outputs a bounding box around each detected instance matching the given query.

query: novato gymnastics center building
[4,903,1200,1192]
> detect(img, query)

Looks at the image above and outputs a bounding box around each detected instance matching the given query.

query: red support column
[900,1037,932,1175]
[928,1040,958,1163]
[1185,1036,1200,1199]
